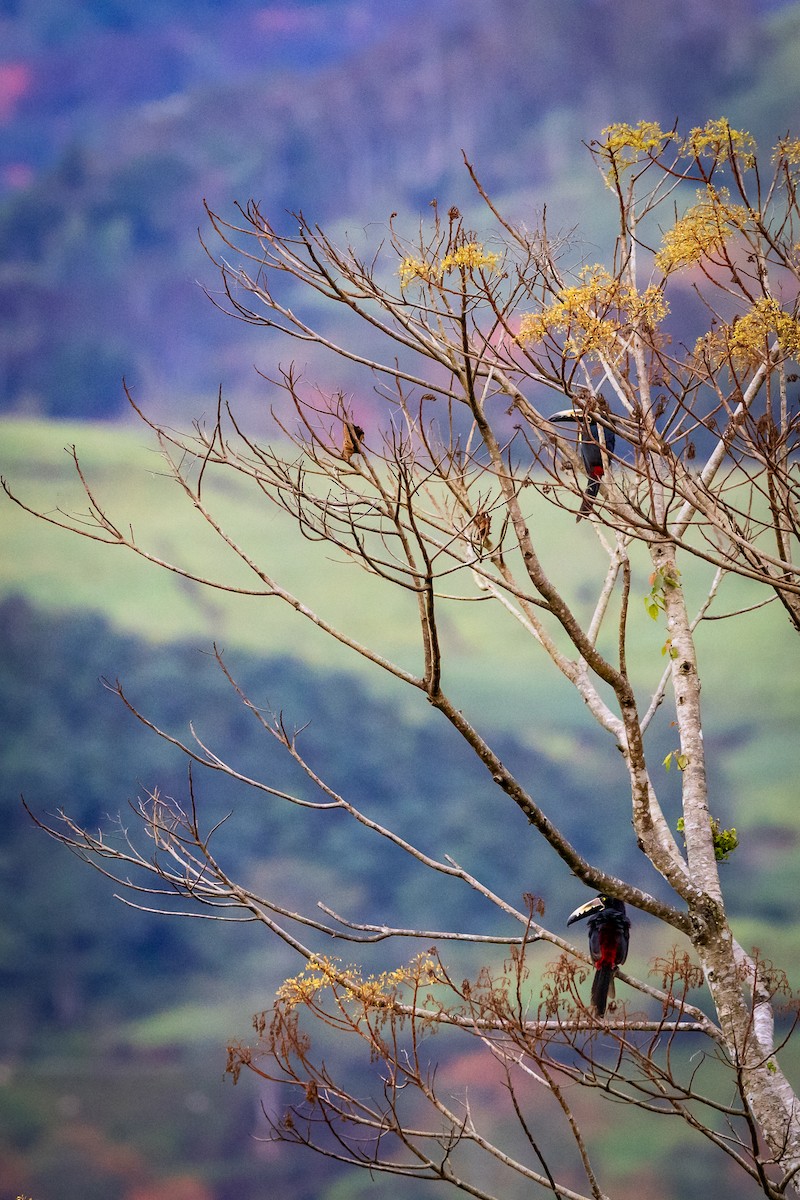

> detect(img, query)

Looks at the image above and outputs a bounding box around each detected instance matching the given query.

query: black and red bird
[568,894,630,1016]
[550,407,616,519]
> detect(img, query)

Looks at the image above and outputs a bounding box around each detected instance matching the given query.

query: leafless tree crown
[6,119,800,1199]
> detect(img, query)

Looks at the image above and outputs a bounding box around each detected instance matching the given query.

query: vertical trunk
[653,539,721,902]
[701,925,800,1192]
[656,538,800,1189]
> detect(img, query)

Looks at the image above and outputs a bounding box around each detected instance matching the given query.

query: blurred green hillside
[2,415,796,916]
[3,417,793,730]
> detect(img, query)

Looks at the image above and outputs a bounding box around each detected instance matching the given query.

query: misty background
[2,3,799,1199]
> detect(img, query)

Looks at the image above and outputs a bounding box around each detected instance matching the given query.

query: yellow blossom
[399,242,500,288]
[439,242,500,274]
[655,187,750,274]
[516,265,668,357]
[685,118,756,162]
[629,284,670,326]
[598,121,678,169]
[516,311,551,344]
[276,953,441,1013]
[276,955,341,1007]
[695,298,800,369]
[774,136,800,166]
[398,255,434,288]
[729,298,800,363]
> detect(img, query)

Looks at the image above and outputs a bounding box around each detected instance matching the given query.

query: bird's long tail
[578,473,602,520]
[591,963,615,1016]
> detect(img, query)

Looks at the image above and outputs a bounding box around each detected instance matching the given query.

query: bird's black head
[567,894,626,925]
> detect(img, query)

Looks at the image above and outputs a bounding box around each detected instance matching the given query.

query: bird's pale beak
[567,896,604,926]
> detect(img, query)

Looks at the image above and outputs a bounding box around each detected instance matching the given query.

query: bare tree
[6,118,800,1198]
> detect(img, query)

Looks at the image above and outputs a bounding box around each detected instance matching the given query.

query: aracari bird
[550,408,616,519]
[567,894,630,1016]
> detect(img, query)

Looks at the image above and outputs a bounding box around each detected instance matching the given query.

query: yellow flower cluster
[516,265,668,356]
[277,955,340,1008]
[599,120,678,162]
[655,188,750,274]
[398,255,435,288]
[277,953,440,1011]
[439,242,501,274]
[597,118,757,172]
[627,284,670,327]
[686,118,756,162]
[729,298,800,363]
[774,136,800,166]
[696,298,800,369]
[399,242,499,288]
